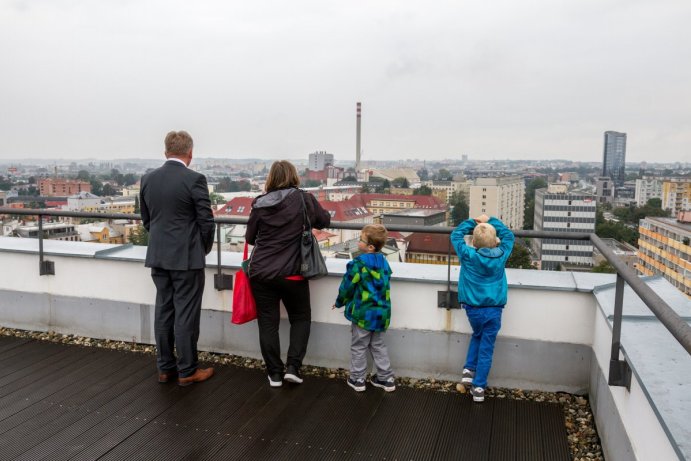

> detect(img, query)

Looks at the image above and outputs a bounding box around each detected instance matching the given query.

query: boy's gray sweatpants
[350,324,394,381]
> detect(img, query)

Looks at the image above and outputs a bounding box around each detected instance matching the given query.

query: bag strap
[243,241,249,259]
[299,190,312,233]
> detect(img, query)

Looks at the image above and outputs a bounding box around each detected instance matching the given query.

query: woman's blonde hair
[265,160,300,192]
[472,223,498,249]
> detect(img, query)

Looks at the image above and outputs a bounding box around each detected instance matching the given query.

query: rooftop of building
[644,216,691,234]
[593,238,638,255]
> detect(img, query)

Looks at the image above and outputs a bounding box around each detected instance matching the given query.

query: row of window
[544,217,596,223]
[542,205,596,212]
[540,250,593,257]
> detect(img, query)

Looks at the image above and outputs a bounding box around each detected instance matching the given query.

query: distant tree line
[216,177,251,193]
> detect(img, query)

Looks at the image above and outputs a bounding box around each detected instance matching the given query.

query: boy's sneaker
[370,375,396,392]
[347,377,366,392]
[268,373,283,388]
[471,386,485,403]
[461,368,475,385]
[284,365,303,384]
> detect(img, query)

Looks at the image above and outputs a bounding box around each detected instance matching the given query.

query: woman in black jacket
[245,160,331,387]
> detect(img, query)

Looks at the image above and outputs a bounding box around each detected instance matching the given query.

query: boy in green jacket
[333,224,395,392]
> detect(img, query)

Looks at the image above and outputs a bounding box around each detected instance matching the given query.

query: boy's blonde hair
[472,223,497,249]
[361,224,387,251]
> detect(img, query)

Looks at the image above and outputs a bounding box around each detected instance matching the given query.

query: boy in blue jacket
[450,214,515,402]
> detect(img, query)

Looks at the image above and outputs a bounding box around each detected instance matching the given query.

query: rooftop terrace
[0,335,572,460]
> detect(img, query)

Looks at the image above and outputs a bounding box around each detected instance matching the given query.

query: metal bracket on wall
[608,359,632,390]
[437,290,460,309]
[214,273,233,291]
[39,260,55,276]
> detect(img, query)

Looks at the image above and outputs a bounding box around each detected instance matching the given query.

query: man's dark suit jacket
[140,160,216,270]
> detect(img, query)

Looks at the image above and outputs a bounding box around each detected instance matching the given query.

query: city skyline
[1,1,690,163]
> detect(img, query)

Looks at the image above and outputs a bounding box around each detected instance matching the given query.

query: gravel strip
[0,327,603,460]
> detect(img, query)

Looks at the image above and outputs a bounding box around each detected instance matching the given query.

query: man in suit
[140,130,216,386]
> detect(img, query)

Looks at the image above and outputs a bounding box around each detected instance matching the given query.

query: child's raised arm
[450,218,477,258]
[488,217,515,263]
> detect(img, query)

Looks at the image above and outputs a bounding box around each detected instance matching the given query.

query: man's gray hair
[164,131,193,156]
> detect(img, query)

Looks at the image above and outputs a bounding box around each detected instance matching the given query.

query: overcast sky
[1,0,689,163]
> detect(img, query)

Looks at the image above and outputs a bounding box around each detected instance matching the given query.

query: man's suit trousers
[151,268,205,377]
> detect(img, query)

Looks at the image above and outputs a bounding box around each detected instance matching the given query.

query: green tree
[523,178,548,230]
[392,177,409,188]
[437,168,451,180]
[343,175,357,182]
[375,179,390,193]
[417,168,429,181]
[450,191,469,226]
[303,179,322,188]
[506,244,534,269]
[646,198,662,209]
[413,185,432,196]
[76,170,91,181]
[102,183,117,196]
[360,183,372,193]
[592,261,616,273]
[129,225,149,246]
[134,196,140,214]
[122,173,138,186]
[596,221,639,246]
[209,192,226,205]
[90,179,103,196]
[0,176,12,190]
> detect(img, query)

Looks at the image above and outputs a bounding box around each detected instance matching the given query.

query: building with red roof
[215,197,254,217]
[405,233,459,266]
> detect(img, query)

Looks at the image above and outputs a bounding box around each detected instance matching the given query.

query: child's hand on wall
[475,214,489,224]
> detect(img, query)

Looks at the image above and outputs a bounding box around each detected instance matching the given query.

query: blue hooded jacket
[450,217,515,307]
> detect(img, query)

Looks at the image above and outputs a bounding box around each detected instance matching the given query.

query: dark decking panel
[0,336,571,460]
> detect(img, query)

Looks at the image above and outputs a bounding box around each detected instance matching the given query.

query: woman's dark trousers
[250,278,311,375]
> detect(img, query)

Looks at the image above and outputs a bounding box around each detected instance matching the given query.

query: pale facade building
[661,178,691,214]
[421,179,472,204]
[635,177,663,206]
[308,151,334,171]
[469,176,525,229]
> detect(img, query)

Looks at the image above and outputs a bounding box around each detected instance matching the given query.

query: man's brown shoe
[158,370,178,383]
[177,367,214,387]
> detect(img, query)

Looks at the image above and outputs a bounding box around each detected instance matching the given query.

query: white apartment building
[65,192,135,214]
[661,178,691,214]
[308,151,334,171]
[635,177,662,206]
[469,176,525,229]
[532,183,596,271]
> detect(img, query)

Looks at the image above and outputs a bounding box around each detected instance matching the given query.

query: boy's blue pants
[463,306,503,388]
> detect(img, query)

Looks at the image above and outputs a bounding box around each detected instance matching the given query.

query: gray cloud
[0,0,689,162]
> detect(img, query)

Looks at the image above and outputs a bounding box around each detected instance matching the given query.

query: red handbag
[231,243,257,324]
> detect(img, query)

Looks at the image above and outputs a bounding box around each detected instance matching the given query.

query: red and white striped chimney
[356,102,361,171]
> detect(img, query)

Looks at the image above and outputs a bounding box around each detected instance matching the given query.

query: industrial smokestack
[355,102,361,172]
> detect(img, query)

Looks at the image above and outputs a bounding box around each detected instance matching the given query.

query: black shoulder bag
[298,191,328,280]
